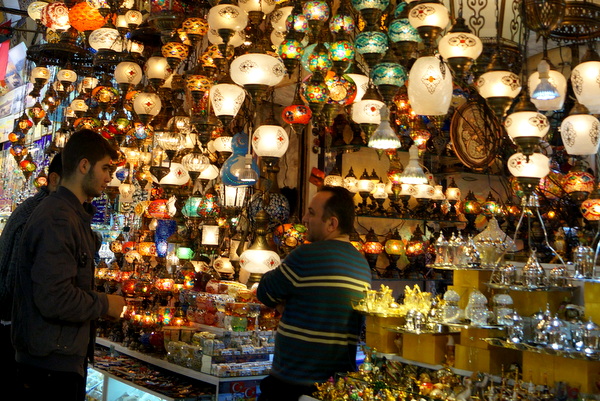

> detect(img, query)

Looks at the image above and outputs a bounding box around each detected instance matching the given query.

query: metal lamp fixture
[528,58,567,111]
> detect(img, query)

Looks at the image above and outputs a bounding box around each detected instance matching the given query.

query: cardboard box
[365,315,403,354]
[454,344,521,375]
[402,332,459,366]
[459,327,506,350]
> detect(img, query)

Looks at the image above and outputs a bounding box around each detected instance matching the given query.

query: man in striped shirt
[257,185,372,401]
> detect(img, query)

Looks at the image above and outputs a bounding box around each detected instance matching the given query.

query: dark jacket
[0,187,50,322]
[12,186,109,376]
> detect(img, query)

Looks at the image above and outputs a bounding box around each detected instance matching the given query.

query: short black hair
[48,152,62,176]
[318,185,356,235]
[61,129,119,179]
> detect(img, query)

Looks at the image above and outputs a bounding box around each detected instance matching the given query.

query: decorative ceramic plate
[450,98,503,172]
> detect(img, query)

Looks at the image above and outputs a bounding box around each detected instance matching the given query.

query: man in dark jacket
[0,153,62,399]
[12,130,127,401]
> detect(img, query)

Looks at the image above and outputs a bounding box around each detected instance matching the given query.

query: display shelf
[96,337,267,384]
[482,337,600,361]
[89,366,179,401]
[484,282,578,292]
[383,325,461,335]
[430,265,496,271]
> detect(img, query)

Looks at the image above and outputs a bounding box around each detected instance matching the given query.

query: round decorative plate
[450,99,503,172]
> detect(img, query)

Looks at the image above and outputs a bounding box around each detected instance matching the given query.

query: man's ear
[48,172,60,187]
[328,215,340,233]
[78,158,90,175]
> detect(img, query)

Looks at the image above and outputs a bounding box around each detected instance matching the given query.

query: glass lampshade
[388,18,421,43]
[271,29,286,46]
[252,125,290,158]
[209,83,246,119]
[199,164,220,181]
[70,98,89,114]
[157,162,190,186]
[125,9,143,27]
[271,6,293,31]
[477,70,521,99]
[355,31,388,55]
[282,102,312,126]
[413,183,434,199]
[507,152,550,179]
[133,91,162,117]
[327,40,355,63]
[239,249,281,273]
[581,187,600,221]
[504,109,549,143]
[571,59,600,114]
[88,27,123,51]
[181,150,210,174]
[207,4,248,32]
[28,1,48,21]
[220,185,248,208]
[114,61,143,85]
[302,43,333,75]
[560,104,600,156]
[528,66,567,111]
[41,2,70,30]
[438,31,483,61]
[408,1,450,30]
[351,0,390,12]
[368,106,401,149]
[399,145,427,184]
[144,56,173,81]
[302,0,330,21]
[329,10,355,34]
[207,29,245,47]
[351,98,384,124]
[407,55,453,116]
[278,38,304,61]
[212,136,233,153]
[564,168,595,195]
[238,0,276,15]
[324,168,343,187]
[30,66,50,84]
[56,69,78,84]
[230,53,286,88]
[371,62,407,87]
[69,1,106,32]
[346,72,369,102]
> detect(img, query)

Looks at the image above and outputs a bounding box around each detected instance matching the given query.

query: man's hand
[105,294,127,319]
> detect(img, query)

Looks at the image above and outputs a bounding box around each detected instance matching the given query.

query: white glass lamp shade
[125,39,144,54]
[79,76,99,92]
[207,29,245,47]
[88,27,123,51]
[414,183,434,199]
[399,145,428,184]
[351,99,384,124]
[357,178,375,193]
[571,60,600,114]
[252,125,290,158]
[115,14,128,30]
[408,2,450,30]
[157,162,190,186]
[207,4,248,32]
[199,164,220,180]
[213,136,233,153]
[70,98,89,113]
[119,182,136,202]
[445,186,461,201]
[507,152,550,179]
[144,56,172,81]
[346,73,369,102]
[239,249,281,273]
[56,69,77,83]
[133,91,162,116]
[40,2,70,30]
[407,55,453,116]
[504,111,549,141]
[201,225,220,246]
[368,119,401,149]
[114,61,143,85]
[125,9,143,27]
[438,31,483,61]
[432,185,445,200]
[528,69,567,111]
[230,53,286,88]
[372,182,388,199]
[238,0,276,15]
[209,83,246,118]
[271,29,286,46]
[271,6,293,31]
[477,70,521,99]
[560,113,600,156]
[27,1,48,21]
[324,172,343,187]
[30,66,50,84]
[399,183,416,196]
